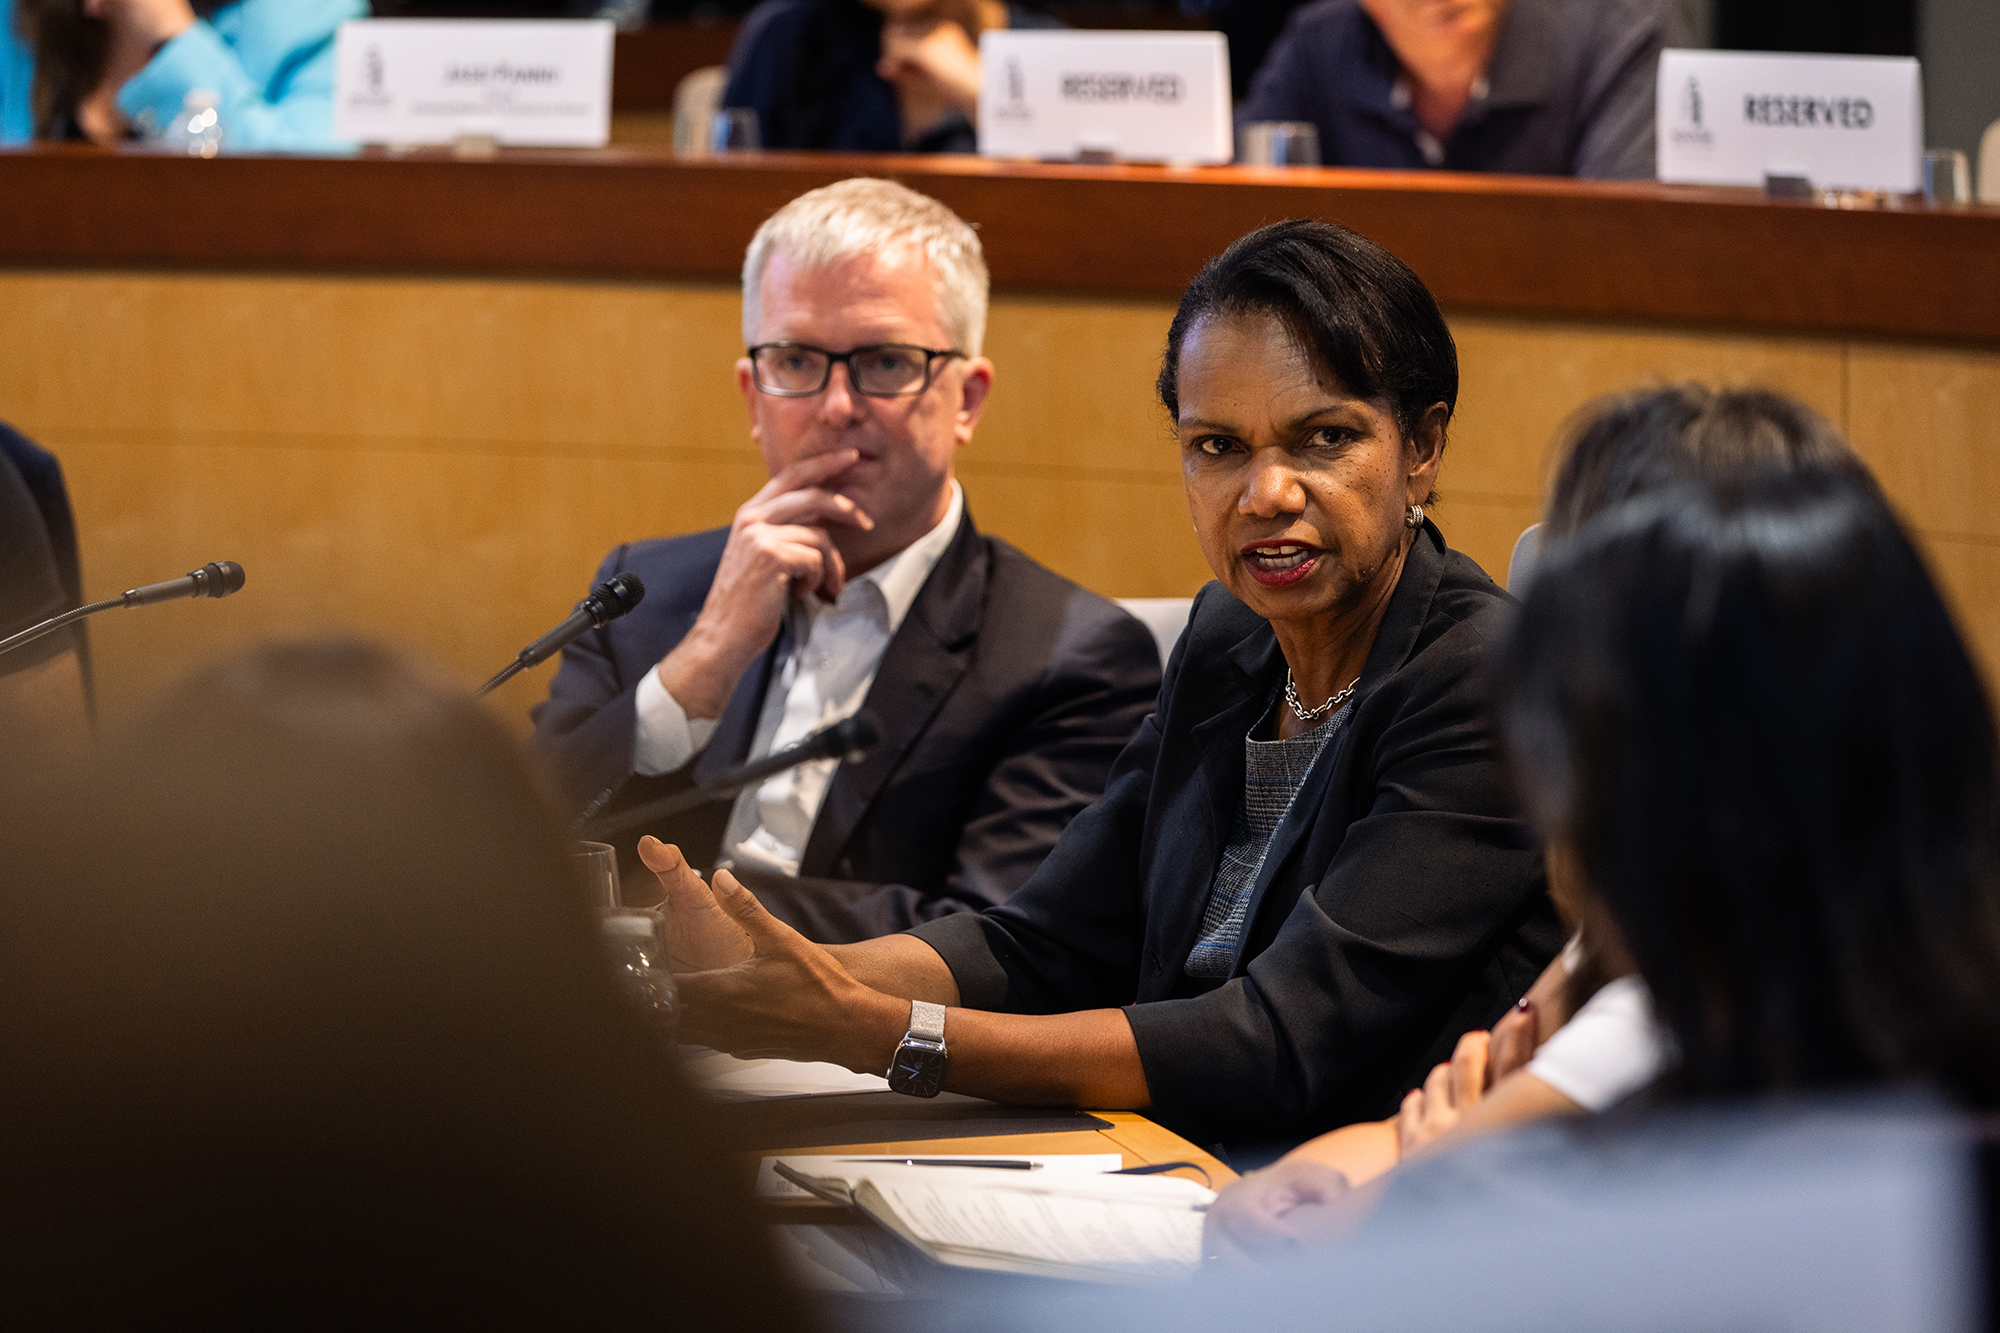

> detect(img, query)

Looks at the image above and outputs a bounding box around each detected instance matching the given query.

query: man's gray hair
[741,178,990,357]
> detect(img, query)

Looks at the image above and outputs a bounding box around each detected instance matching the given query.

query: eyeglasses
[748,342,964,398]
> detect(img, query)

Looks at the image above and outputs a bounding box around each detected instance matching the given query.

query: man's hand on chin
[653,449,875,720]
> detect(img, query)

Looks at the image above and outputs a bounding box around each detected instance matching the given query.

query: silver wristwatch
[886,999,948,1098]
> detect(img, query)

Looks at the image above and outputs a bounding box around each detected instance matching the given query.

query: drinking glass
[1922,149,1971,205]
[1240,121,1321,168]
[600,905,680,1037]
[573,840,620,908]
[710,108,762,155]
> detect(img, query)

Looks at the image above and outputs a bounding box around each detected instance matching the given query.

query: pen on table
[842,1158,1043,1170]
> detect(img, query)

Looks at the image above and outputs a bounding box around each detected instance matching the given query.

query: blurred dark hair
[0,639,799,1325]
[1495,467,2000,1107]
[16,0,225,138]
[15,0,104,139]
[1157,218,1458,444]
[1544,384,1857,539]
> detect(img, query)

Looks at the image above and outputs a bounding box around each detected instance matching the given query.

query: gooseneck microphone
[0,560,246,661]
[477,573,645,697]
[576,709,881,840]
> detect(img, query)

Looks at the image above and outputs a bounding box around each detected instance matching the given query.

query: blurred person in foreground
[1205,458,2000,1261]
[641,217,1563,1161]
[14,0,359,148]
[1205,384,1866,1240]
[0,640,799,1325]
[720,0,1058,153]
[1240,0,1683,178]
[533,178,1160,943]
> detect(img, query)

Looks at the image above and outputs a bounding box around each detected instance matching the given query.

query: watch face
[890,1041,947,1098]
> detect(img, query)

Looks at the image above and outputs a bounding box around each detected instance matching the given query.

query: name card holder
[334,19,615,149]
[978,31,1232,166]
[1656,49,1923,194]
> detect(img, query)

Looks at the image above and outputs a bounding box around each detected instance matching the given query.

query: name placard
[977,31,1231,165]
[333,20,614,148]
[1656,49,1922,192]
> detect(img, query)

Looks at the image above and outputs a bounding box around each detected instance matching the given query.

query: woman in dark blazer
[651,219,1564,1158]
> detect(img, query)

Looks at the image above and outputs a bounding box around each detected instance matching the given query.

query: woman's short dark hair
[16,0,222,139]
[15,0,108,139]
[1544,384,1857,538]
[1157,218,1458,441]
[1495,466,2000,1107]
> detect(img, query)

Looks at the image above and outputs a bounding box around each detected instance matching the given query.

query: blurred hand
[1486,994,1543,1080]
[1202,1161,1356,1265]
[1397,1026,1490,1155]
[654,449,874,720]
[83,0,197,47]
[637,837,752,972]
[1396,994,1550,1156]
[877,19,983,128]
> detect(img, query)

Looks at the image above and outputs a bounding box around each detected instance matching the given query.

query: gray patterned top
[1184,697,1352,979]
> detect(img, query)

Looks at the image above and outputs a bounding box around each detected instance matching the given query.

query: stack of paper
[679,1046,890,1100]
[773,1160,1215,1283]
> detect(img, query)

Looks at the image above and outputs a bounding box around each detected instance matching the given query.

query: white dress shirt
[1526,974,1673,1112]
[630,481,964,877]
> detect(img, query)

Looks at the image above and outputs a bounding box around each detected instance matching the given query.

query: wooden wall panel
[4,267,1993,729]
[7,148,1999,343]
[1846,342,2000,683]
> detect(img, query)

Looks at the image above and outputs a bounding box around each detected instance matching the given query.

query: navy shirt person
[721,0,1058,153]
[1241,0,1683,179]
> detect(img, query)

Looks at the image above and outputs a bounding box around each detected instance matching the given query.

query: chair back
[1980,118,2000,205]
[1116,598,1193,668]
[1507,523,1544,595]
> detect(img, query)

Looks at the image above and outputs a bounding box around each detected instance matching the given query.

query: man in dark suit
[531,178,1161,944]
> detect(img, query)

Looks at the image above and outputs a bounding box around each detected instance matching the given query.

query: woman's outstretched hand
[636,836,752,972]
[669,861,906,1070]
[1201,1160,1358,1265]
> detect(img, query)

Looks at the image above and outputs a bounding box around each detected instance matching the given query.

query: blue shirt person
[6,0,360,150]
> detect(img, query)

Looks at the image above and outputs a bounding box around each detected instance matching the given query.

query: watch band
[908,999,946,1044]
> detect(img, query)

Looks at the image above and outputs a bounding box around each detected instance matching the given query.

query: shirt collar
[1350,0,1550,121]
[844,479,964,635]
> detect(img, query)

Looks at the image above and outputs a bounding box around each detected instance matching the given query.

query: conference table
[703,1062,1234,1296]
[4,144,1998,733]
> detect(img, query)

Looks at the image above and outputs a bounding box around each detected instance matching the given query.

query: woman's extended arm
[644,837,1153,1107]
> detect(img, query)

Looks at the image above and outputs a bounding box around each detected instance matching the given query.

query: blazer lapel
[796,512,987,877]
[1145,621,1281,997]
[1229,520,1451,962]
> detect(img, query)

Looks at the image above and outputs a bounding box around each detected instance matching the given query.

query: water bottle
[162,89,225,158]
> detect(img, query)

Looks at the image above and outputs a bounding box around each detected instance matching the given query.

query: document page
[758,1154,1124,1200]
[679,1046,890,1100]
[864,1169,1213,1278]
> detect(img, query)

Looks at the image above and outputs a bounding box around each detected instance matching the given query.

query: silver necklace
[1285,669,1360,723]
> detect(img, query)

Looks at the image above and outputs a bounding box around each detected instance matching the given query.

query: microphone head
[193,561,246,599]
[583,572,646,628]
[834,710,880,764]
